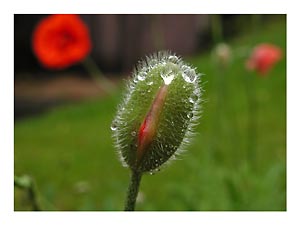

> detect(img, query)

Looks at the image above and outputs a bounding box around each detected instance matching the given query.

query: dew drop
[181,65,190,72]
[129,83,135,89]
[138,72,147,81]
[187,112,193,119]
[147,81,153,85]
[120,121,128,126]
[189,94,198,104]
[182,69,197,83]
[131,131,136,137]
[168,55,178,62]
[149,171,154,175]
[160,70,174,85]
[110,122,117,131]
[193,88,200,95]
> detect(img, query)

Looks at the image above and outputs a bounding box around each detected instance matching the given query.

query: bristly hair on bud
[111,51,202,174]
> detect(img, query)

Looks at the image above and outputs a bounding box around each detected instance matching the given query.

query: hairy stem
[82,56,115,94]
[124,170,142,211]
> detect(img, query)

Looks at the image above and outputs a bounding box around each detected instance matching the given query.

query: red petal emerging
[137,85,169,162]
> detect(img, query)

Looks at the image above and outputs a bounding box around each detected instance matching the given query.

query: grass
[14,16,286,211]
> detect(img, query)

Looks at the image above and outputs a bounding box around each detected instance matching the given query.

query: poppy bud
[112,51,202,173]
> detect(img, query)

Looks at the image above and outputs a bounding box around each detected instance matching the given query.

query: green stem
[124,170,142,211]
[82,56,115,94]
[14,175,42,211]
[244,72,257,168]
[252,14,262,38]
[209,15,224,162]
[211,14,223,44]
[211,64,225,161]
[244,14,261,169]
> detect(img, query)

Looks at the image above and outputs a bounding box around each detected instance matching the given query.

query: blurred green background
[14,14,286,211]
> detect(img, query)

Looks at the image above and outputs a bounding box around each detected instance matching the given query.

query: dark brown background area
[14,14,211,76]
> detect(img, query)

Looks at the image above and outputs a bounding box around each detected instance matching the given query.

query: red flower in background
[32,14,91,69]
[246,43,282,75]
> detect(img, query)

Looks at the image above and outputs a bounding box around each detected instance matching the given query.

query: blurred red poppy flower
[32,14,91,69]
[246,43,282,75]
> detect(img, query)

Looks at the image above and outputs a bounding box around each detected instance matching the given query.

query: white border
[0,10,14,215]
[5,0,290,14]
[1,0,298,225]
[9,212,290,225]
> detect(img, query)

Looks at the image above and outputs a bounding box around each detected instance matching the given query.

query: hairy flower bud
[111,51,202,173]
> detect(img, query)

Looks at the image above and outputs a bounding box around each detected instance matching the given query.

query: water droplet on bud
[160,70,174,85]
[187,112,193,119]
[182,69,197,83]
[168,55,178,62]
[181,65,189,72]
[147,81,153,85]
[131,131,136,137]
[138,72,147,81]
[110,122,117,131]
[189,94,198,104]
